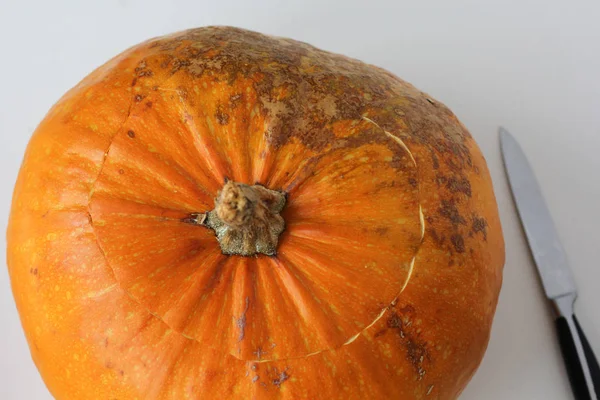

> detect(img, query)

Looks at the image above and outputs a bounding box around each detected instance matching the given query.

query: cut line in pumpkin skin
[87,69,427,363]
[85,60,220,327]
[341,205,425,347]
[86,55,194,207]
[85,62,141,308]
[84,283,118,299]
[95,139,425,363]
[361,116,417,167]
[332,118,425,347]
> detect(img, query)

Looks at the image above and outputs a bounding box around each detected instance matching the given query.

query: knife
[500,127,600,400]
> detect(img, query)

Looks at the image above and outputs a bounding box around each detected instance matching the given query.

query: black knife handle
[574,316,600,395]
[556,314,600,399]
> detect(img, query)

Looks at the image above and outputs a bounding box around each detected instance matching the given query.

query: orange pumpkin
[7,26,504,399]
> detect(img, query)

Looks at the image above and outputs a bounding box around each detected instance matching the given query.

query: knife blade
[500,127,599,400]
[500,127,576,300]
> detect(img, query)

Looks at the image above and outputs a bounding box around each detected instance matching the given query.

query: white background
[1,1,599,399]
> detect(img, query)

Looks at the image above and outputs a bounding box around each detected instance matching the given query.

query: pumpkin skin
[6,26,504,400]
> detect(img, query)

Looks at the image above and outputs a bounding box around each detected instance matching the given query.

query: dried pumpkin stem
[202,181,286,256]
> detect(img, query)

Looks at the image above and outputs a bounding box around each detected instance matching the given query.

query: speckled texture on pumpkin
[7,26,504,400]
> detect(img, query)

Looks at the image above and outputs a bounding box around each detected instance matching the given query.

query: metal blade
[500,127,577,300]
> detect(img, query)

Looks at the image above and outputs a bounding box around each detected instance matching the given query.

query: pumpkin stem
[203,181,286,256]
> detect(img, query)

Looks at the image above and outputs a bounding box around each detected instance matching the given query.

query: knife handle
[575,316,600,394]
[556,314,600,400]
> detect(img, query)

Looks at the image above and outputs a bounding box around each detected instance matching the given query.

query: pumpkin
[7,26,504,399]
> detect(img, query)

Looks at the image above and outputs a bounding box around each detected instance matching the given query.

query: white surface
[1,1,599,398]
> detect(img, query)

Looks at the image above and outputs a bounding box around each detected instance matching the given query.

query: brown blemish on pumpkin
[431,152,440,169]
[450,234,465,253]
[135,60,147,70]
[270,367,290,388]
[375,226,389,236]
[438,200,465,226]
[137,70,153,78]
[399,304,415,314]
[150,26,404,153]
[177,86,189,101]
[374,329,387,338]
[134,60,154,78]
[446,176,472,197]
[380,102,473,177]
[183,112,194,123]
[145,101,153,108]
[149,26,472,177]
[387,313,402,329]
[427,228,445,246]
[118,169,125,175]
[384,306,431,378]
[170,58,192,75]
[235,297,250,342]
[127,130,135,138]
[215,104,230,125]
[435,174,447,187]
[253,346,266,360]
[406,340,429,380]
[471,216,488,240]
[229,93,243,109]
[134,94,144,102]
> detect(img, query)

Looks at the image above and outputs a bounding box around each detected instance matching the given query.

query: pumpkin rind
[7,26,504,399]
